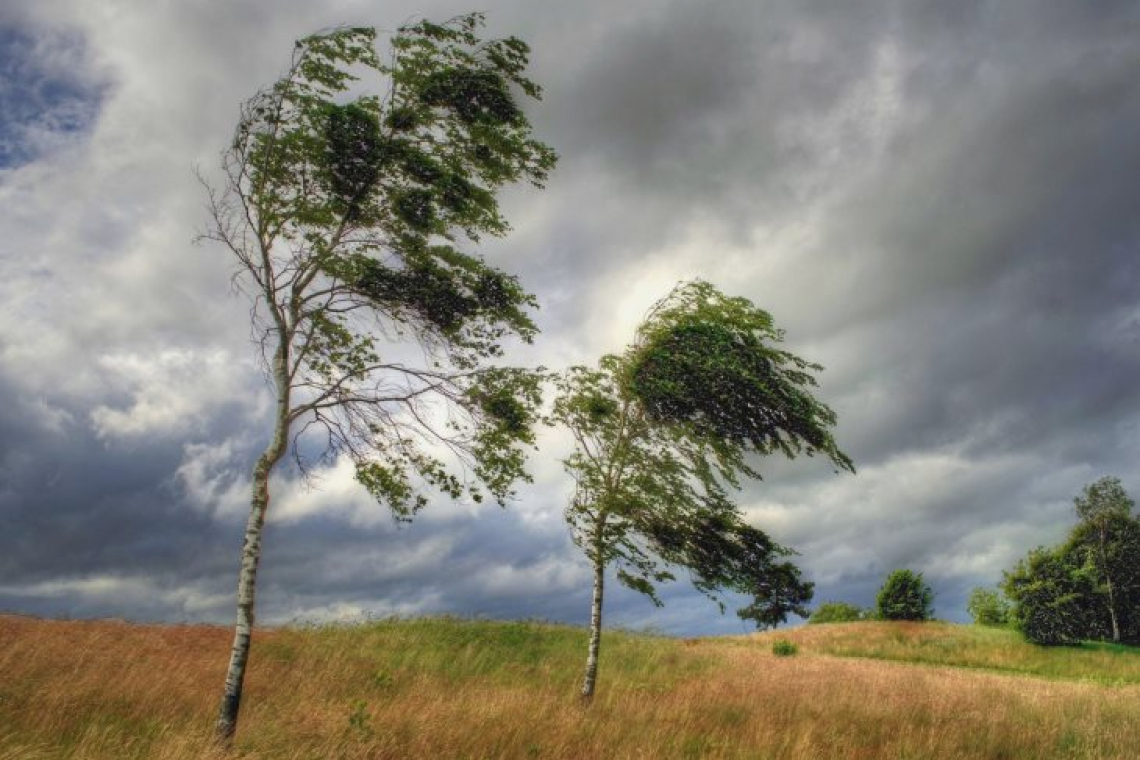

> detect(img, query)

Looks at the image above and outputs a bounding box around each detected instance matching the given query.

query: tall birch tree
[549,281,853,700]
[1073,476,1134,643]
[201,14,555,740]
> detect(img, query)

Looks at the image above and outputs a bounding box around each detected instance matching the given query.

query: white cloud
[175,438,252,521]
[90,349,255,438]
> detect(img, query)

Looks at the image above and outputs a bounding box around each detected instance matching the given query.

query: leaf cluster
[626,280,854,481]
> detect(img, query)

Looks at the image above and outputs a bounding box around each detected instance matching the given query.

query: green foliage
[771,639,798,656]
[1002,547,1098,646]
[1001,477,1140,646]
[207,13,557,514]
[876,570,934,621]
[808,601,869,624]
[966,587,1011,627]
[1071,476,1140,644]
[625,280,854,477]
[1074,476,1134,525]
[550,281,852,629]
[1069,515,1140,645]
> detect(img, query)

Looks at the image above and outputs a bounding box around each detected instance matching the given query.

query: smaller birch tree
[549,281,853,700]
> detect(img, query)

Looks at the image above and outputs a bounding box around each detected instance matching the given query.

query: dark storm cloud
[0,373,245,610]
[3,0,1139,633]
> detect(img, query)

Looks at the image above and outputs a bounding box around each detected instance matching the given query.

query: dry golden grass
[2,614,1138,759]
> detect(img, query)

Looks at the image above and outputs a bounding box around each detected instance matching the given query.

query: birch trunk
[215,344,290,742]
[1107,577,1120,643]
[1101,525,1120,642]
[580,549,605,701]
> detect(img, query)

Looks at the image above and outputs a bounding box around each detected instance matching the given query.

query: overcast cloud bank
[2,0,1138,634]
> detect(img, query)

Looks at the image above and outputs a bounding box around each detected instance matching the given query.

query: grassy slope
[1,615,1139,759]
[747,620,1140,685]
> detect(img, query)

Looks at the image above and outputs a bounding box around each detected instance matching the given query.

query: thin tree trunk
[1107,576,1120,643]
[581,544,605,701]
[1100,525,1120,642]
[215,345,290,743]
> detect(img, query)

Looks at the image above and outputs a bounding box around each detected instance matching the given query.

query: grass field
[2,614,1139,758]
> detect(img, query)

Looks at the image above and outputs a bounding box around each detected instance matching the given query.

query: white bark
[1100,524,1121,643]
[581,522,605,701]
[215,342,290,742]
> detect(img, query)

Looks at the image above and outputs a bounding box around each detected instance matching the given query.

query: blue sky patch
[0,24,106,169]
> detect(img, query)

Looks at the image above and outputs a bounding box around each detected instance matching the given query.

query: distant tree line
[808,568,935,623]
[811,478,1140,651]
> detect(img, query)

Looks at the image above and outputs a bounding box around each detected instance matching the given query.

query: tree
[1073,476,1135,642]
[549,280,853,700]
[966,586,1010,626]
[201,14,555,741]
[1001,478,1140,647]
[1066,511,1140,646]
[1002,546,1099,645]
[875,569,934,621]
[808,601,868,624]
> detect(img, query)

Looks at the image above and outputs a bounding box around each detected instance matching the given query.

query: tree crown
[204,14,556,517]
[550,281,854,626]
[875,569,934,621]
[1074,476,1134,526]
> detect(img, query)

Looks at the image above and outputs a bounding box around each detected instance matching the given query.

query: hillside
[2,614,1138,758]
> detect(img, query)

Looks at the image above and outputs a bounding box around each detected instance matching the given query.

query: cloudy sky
[2,0,1139,636]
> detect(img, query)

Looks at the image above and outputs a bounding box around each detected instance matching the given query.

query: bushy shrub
[1002,547,1100,645]
[876,569,934,621]
[967,587,1011,626]
[808,601,868,624]
[771,639,798,656]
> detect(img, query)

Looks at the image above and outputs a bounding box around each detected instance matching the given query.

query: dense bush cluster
[808,601,869,624]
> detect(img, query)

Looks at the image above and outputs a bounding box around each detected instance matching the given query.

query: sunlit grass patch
[746,620,1140,684]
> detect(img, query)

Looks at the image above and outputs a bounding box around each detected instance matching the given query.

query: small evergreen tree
[876,569,934,621]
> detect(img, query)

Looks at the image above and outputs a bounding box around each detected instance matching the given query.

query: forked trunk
[215,344,290,743]
[580,551,605,701]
